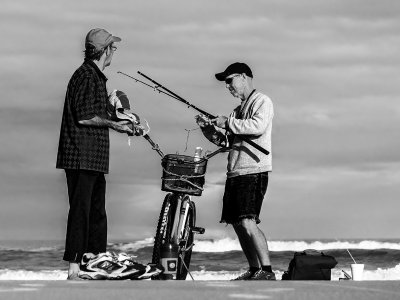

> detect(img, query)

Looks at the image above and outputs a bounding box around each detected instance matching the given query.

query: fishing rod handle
[143,134,164,158]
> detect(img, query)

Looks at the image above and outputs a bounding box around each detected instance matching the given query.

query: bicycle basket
[161,154,207,196]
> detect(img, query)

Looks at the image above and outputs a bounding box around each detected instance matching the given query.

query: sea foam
[0,269,66,281]
[2,265,400,281]
[111,238,400,253]
[191,239,400,253]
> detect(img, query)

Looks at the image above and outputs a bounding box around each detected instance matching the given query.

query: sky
[0,0,399,242]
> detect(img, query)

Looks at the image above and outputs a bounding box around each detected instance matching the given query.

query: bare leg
[234,218,271,267]
[233,223,259,268]
[253,226,271,266]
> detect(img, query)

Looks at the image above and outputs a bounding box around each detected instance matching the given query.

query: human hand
[132,124,145,136]
[211,115,228,129]
[112,121,134,135]
[116,120,131,125]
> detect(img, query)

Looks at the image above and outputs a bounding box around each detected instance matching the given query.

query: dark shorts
[220,172,269,225]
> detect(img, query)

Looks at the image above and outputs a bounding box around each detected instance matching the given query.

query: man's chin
[229,90,239,98]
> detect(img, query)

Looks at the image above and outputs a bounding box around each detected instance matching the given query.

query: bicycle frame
[171,195,190,242]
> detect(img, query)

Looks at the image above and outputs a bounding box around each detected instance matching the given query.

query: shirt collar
[84,59,108,82]
[240,89,256,111]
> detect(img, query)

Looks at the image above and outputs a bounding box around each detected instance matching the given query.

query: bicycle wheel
[176,198,195,280]
[152,193,196,280]
[152,193,178,279]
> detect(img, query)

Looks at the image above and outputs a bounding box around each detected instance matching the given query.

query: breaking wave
[111,238,400,253]
[1,265,400,281]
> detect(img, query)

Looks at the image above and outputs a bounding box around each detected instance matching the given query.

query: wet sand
[1,280,399,300]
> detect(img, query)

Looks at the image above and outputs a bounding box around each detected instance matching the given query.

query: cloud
[1,0,399,240]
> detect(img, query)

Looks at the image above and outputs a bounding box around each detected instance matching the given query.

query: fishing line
[184,127,199,152]
[118,71,180,100]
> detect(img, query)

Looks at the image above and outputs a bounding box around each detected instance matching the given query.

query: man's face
[104,43,117,67]
[225,74,243,99]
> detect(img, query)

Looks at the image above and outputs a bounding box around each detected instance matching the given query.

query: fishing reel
[195,114,228,147]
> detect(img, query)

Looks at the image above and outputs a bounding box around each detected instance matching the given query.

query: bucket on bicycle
[161,154,207,196]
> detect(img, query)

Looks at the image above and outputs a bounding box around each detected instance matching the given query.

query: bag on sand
[281,249,337,280]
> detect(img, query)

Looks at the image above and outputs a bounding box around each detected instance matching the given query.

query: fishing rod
[118,71,270,156]
[117,71,180,101]
[137,71,215,119]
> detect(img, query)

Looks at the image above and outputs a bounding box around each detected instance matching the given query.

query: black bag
[282,249,337,280]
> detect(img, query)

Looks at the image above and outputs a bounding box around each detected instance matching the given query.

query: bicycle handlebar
[142,133,228,163]
[202,147,230,161]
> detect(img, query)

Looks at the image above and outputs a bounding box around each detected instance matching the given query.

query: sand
[0,280,399,300]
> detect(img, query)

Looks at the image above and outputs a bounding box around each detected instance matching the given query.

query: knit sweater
[226,90,274,178]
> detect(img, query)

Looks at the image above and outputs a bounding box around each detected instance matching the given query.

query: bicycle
[144,135,227,280]
[117,70,236,280]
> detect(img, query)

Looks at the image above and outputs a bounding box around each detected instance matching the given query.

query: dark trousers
[63,169,107,263]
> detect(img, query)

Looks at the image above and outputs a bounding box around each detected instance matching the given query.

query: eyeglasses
[110,45,117,51]
[225,74,240,85]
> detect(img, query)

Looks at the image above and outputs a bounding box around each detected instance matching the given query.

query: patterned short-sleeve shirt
[56,59,110,173]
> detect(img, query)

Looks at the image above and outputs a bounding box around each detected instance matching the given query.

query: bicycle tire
[151,193,196,280]
[152,193,177,280]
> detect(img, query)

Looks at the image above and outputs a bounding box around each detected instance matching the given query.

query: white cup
[351,264,364,281]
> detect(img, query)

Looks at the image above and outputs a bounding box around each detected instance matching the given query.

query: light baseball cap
[85,28,121,51]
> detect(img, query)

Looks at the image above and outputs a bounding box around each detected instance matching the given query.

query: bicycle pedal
[192,226,205,234]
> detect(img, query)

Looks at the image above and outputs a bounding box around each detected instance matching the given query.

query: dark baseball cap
[215,62,253,81]
[85,28,121,51]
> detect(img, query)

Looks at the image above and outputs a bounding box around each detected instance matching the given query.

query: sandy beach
[1,280,399,300]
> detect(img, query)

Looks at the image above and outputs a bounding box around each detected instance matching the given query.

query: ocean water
[0,238,399,281]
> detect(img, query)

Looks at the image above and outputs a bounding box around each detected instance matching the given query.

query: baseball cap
[215,62,253,81]
[85,28,121,51]
[107,90,137,121]
[107,90,148,136]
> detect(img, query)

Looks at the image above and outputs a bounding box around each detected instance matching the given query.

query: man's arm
[79,116,133,134]
[214,99,273,136]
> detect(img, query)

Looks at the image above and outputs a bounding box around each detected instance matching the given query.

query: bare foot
[67,272,84,280]
[67,262,82,280]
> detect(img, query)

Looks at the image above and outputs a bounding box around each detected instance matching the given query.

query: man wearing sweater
[197,62,275,280]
